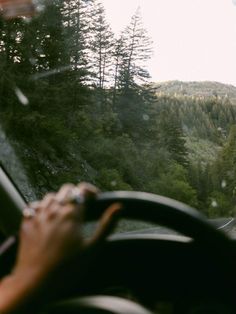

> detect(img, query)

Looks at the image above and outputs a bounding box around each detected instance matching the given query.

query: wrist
[12,263,50,290]
[0,267,49,313]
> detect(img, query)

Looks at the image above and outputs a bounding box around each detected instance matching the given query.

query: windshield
[1,0,236,234]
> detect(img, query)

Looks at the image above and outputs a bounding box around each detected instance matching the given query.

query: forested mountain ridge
[149,82,236,217]
[146,81,236,165]
[152,81,236,104]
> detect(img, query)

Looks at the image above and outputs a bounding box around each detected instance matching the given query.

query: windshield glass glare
[1,0,236,226]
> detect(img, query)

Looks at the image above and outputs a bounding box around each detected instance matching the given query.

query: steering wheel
[86,191,229,244]
[0,167,235,313]
[46,191,236,314]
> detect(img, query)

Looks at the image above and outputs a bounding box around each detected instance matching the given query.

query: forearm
[0,268,46,314]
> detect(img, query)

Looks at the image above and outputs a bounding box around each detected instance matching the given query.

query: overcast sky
[101,0,236,86]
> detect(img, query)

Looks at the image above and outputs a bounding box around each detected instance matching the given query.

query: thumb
[84,203,123,247]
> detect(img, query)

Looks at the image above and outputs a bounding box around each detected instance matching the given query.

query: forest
[1,0,236,218]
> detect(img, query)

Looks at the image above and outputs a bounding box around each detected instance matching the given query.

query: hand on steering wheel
[15,183,122,279]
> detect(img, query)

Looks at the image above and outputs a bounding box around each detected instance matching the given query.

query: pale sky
[101,0,236,86]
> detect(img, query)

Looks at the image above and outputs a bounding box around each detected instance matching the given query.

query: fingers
[85,203,123,247]
[55,183,98,206]
[29,201,40,210]
[23,194,56,220]
[24,183,99,222]
[23,183,121,247]
[77,182,99,200]
[37,193,59,219]
[40,193,57,208]
[55,184,75,203]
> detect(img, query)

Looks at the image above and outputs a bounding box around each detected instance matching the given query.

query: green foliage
[207,191,233,218]
[207,125,236,216]
[147,163,198,208]
[96,169,132,191]
[185,137,220,166]
[1,0,236,219]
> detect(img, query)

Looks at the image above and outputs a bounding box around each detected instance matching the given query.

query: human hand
[14,182,122,281]
[0,183,121,313]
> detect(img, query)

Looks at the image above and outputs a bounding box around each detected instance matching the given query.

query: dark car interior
[1,164,236,314]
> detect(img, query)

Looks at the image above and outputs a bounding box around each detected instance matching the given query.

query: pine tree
[62,0,94,83]
[111,8,153,133]
[155,106,188,167]
[117,7,153,90]
[212,125,236,198]
[112,35,126,105]
[89,1,114,89]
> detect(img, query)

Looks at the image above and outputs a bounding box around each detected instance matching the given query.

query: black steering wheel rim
[85,191,230,248]
[49,191,236,313]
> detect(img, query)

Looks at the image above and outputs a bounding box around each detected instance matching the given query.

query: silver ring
[64,194,85,206]
[71,194,85,205]
[62,187,85,206]
[23,207,36,218]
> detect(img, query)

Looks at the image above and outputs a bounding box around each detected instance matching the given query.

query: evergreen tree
[112,36,126,104]
[90,1,114,89]
[117,7,153,90]
[211,125,236,199]
[111,8,153,134]
[155,107,188,166]
[62,0,94,83]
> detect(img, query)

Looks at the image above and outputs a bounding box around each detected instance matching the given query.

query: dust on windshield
[0,0,236,221]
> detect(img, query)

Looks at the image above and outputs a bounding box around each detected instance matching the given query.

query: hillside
[152,81,236,104]
[149,81,236,167]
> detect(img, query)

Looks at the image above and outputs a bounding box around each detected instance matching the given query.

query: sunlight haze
[101,0,236,86]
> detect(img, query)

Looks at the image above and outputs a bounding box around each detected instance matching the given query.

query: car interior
[1,0,236,313]
[1,164,236,314]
